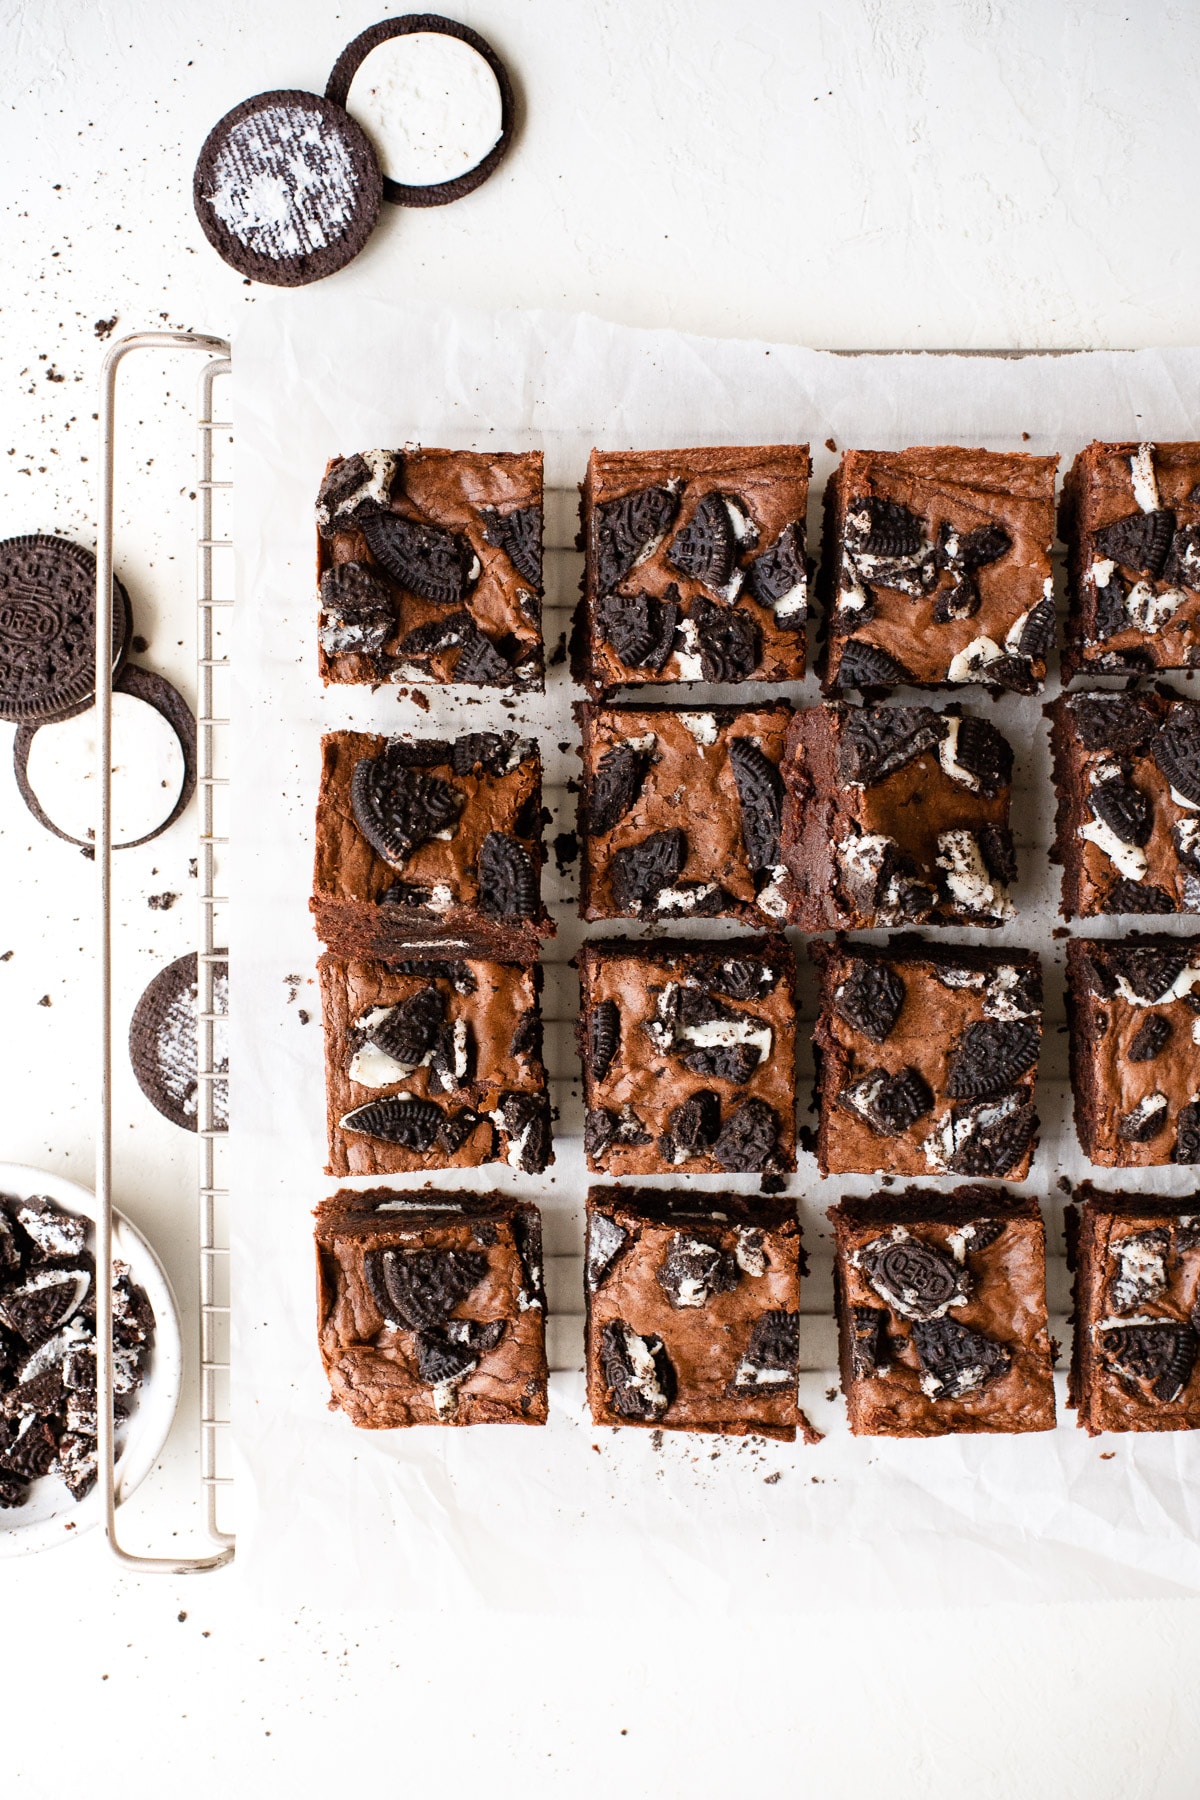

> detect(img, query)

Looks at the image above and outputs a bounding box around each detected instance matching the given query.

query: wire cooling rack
[95,331,234,1573]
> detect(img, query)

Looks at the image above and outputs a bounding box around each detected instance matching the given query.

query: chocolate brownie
[311,729,552,960]
[1067,1184,1200,1435]
[829,1185,1056,1437]
[1066,934,1200,1167]
[781,700,1017,929]
[574,446,810,698]
[577,700,792,925]
[1046,686,1200,918]
[577,937,796,1177]
[811,936,1042,1179]
[818,446,1058,695]
[318,952,551,1177]
[1061,440,1200,680]
[315,1188,548,1428]
[584,1186,811,1441]
[316,448,543,690]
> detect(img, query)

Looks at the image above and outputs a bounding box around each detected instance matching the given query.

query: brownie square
[829,1185,1056,1437]
[781,700,1017,930]
[1067,1183,1200,1435]
[311,728,552,960]
[577,936,796,1177]
[574,445,810,698]
[584,1186,810,1440]
[315,1188,548,1428]
[1066,934,1200,1168]
[1046,686,1200,919]
[318,952,551,1178]
[811,936,1043,1179]
[818,445,1058,695]
[316,447,543,691]
[1061,440,1200,681]
[576,700,792,926]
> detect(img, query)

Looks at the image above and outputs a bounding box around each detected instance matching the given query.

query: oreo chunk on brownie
[574,446,810,698]
[781,701,1017,930]
[318,952,551,1178]
[811,937,1042,1179]
[818,446,1058,695]
[1066,935,1200,1168]
[316,448,543,691]
[311,729,552,960]
[829,1185,1056,1437]
[577,700,792,926]
[585,1186,811,1440]
[1061,440,1200,680]
[1067,1184,1200,1435]
[577,937,796,1177]
[1046,687,1200,918]
[315,1188,548,1428]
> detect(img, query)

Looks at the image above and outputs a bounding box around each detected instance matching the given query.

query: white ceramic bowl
[0,1163,182,1557]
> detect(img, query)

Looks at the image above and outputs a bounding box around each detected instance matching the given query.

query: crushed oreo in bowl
[0,1191,154,1510]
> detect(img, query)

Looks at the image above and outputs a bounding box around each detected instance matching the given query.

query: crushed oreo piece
[588,1000,620,1082]
[364,1246,487,1331]
[586,1213,628,1291]
[364,986,444,1069]
[1128,1015,1171,1062]
[597,590,678,671]
[746,521,806,617]
[711,1098,779,1172]
[950,717,1014,796]
[351,744,463,866]
[316,454,394,534]
[1107,1227,1170,1313]
[584,1108,617,1160]
[910,1316,1010,1399]
[689,595,761,682]
[978,823,1018,887]
[1105,943,1190,1001]
[429,1019,475,1093]
[1092,568,1130,641]
[14,1196,87,1261]
[435,1110,483,1156]
[452,732,513,776]
[453,629,513,686]
[1098,1320,1197,1403]
[835,640,915,691]
[482,504,542,589]
[414,1320,504,1393]
[660,1090,720,1163]
[704,956,774,1002]
[656,1233,739,1308]
[341,1096,444,1150]
[1068,692,1158,754]
[931,572,980,624]
[679,1043,762,1085]
[1016,596,1056,660]
[398,611,474,657]
[835,959,905,1044]
[842,707,945,786]
[1173,1103,1200,1164]
[849,1305,890,1379]
[943,1095,1038,1177]
[599,1319,675,1420]
[858,1233,968,1321]
[476,833,538,919]
[1117,1093,1169,1141]
[1093,507,1176,578]
[609,829,688,912]
[667,492,738,589]
[839,1067,933,1136]
[979,653,1039,695]
[946,1020,1041,1100]
[491,1092,550,1172]
[318,561,395,658]
[938,519,1012,570]
[730,1310,799,1390]
[589,742,651,834]
[1090,777,1153,848]
[1102,879,1174,915]
[361,510,476,606]
[1152,701,1200,807]
[729,737,783,872]
[845,496,924,557]
[595,487,679,592]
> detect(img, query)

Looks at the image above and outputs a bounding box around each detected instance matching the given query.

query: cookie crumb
[37,994,51,1007]
[147,892,178,911]
[763,1470,782,1484]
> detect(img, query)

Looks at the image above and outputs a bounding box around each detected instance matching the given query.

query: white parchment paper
[232,295,1200,1612]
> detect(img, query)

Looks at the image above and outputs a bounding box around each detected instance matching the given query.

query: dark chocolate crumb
[147,892,178,911]
[37,994,51,1007]
[131,634,149,653]
[297,1010,310,1025]
[94,317,118,339]
[763,1470,782,1484]
[549,633,567,667]
[552,830,579,874]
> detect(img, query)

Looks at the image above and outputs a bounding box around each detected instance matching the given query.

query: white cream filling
[1090,557,1116,589]
[1115,964,1200,1007]
[755,866,789,922]
[677,712,718,746]
[984,967,1038,1020]
[1120,1092,1168,1134]
[1125,580,1182,633]
[938,716,980,791]
[25,691,186,846]
[946,636,1004,682]
[1130,442,1160,513]
[621,1328,669,1413]
[655,882,719,913]
[672,617,703,679]
[735,1229,768,1277]
[924,1091,1023,1173]
[1171,786,1200,814]
[1079,814,1148,882]
[936,829,1014,919]
[346,31,503,187]
[680,1013,772,1066]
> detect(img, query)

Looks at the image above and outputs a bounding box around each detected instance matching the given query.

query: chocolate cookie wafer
[193,89,382,286]
[129,953,228,1133]
[0,535,130,725]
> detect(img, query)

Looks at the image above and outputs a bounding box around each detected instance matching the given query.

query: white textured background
[2,1,1200,1794]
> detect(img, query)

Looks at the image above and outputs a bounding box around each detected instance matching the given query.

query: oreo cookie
[193,90,382,286]
[129,953,229,1134]
[326,16,515,208]
[0,536,130,725]
[14,665,196,852]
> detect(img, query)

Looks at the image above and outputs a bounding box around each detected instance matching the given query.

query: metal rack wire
[95,331,234,1573]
